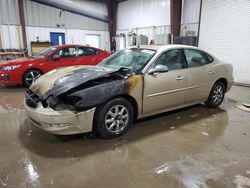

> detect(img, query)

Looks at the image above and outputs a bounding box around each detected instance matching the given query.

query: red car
[0,44,110,87]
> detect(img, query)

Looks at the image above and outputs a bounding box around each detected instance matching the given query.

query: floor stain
[0,85,250,188]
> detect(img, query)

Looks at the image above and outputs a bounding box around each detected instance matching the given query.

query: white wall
[117,0,170,30]
[0,0,22,49]
[116,0,171,44]
[180,0,201,36]
[24,0,108,31]
[0,0,20,25]
[25,26,110,54]
[0,25,22,49]
[0,0,109,53]
[199,0,250,85]
[181,0,200,24]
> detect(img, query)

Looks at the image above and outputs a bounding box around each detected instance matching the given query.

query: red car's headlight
[2,65,21,71]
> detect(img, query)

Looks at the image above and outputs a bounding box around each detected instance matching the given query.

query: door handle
[176,76,184,80]
[208,71,215,75]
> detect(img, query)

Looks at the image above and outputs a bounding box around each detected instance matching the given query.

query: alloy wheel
[25,70,41,87]
[105,105,129,134]
[212,85,224,104]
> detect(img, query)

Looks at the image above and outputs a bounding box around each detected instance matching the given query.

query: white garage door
[198,0,250,85]
[85,34,100,48]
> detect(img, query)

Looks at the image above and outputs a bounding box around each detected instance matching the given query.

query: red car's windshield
[33,46,57,58]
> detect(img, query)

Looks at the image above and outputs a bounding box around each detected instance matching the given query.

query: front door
[143,49,187,114]
[46,47,77,71]
[50,32,65,46]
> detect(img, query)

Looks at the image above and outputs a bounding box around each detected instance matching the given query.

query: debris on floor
[202,132,209,136]
[235,103,250,112]
[190,113,199,118]
[0,105,7,113]
[233,173,250,188]
[154,163,169,175]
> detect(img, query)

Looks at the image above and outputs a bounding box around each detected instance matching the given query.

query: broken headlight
[54,95,82,111]
[43,96,58,108]
[63,96,82,107]
[42,95,84,111]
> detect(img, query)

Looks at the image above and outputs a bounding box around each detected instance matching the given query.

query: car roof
[129,44,200,52]
[53,44,100,50]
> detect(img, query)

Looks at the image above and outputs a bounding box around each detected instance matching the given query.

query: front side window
[184,49,210,68]
[153,49,183,71]
[78,47,98,57]
[98,48,156,73]
[55,47,77,58]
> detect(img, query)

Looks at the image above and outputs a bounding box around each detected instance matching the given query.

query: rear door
[143,49,187,114]
[74,47,101,65]
[183,49,215,103]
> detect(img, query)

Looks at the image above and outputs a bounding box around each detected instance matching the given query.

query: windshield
[98,48,156,73]
[33,46,57,58]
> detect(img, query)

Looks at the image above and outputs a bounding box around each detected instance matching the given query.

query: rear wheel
[23,69,42,88]
[94,98,134,139]
[205,81,225,108]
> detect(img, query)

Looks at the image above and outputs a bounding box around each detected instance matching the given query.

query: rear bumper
[24,101,95,135]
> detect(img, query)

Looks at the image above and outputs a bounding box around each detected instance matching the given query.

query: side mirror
[148,65,169,75]
[52,54,60,61]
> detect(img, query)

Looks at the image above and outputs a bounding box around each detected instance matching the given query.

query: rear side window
[78,47,99,56]
[204,52,214,63]
[184,49,210,68]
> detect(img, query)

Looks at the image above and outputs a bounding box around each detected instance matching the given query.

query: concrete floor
[0,85,250,188]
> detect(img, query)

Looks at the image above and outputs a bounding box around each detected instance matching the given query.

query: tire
[23,69,42,88]
[93,98,134,139]
[205,81,225,108]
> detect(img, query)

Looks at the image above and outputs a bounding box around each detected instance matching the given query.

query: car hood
[0,57,42,67]
[30,65,128,98]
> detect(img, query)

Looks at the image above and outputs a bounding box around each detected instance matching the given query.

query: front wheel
[23,69,42,88]
[93,98,134,139]
[205,81,225,108]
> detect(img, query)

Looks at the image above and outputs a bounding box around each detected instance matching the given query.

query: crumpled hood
[30,65,118,98]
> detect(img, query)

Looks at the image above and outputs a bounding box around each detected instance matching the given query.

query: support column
[18,0,28,50]
[170,0,182,37]
[105,0,117,47]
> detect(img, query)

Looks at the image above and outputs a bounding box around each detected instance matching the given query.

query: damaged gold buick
[24,45,234,138]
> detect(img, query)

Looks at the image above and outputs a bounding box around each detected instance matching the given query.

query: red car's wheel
[23,69,43,88]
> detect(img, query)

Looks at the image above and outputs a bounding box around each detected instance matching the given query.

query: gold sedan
[24,45,233,138]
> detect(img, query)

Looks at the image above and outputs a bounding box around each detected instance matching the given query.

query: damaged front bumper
[24,101,95,135]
